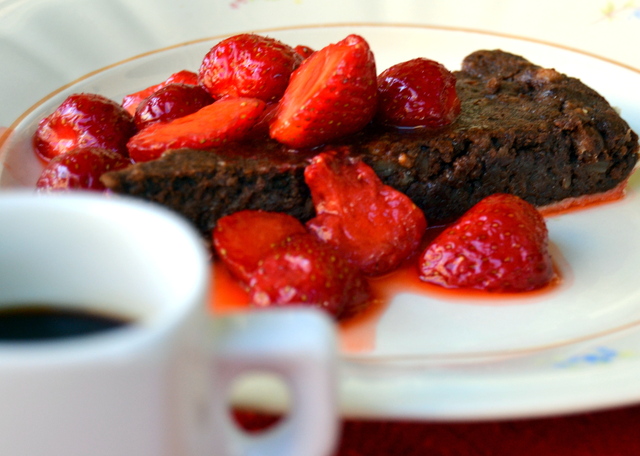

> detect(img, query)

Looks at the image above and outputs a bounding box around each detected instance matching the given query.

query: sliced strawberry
[419,193,554,292]
[243,102,279,140]
[127,97,266,162]
[305,150,427,276]
[36,147,131,191]
[213,210,307,283]
[248,233,371,319]
[198,33,303,102]
[33,93,135,161]
[134,83,214,130]
[269,34,378,149]
[377,58,461,128]
[122,70,199,115]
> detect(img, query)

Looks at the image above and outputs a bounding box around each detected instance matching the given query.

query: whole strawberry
[305,150,427,276]
[419,193,554,292]
[127,97,266,162]
[36,147,131,191]
[199,33,303,103]
[122,70,199,115]
[294,44,315,59]
[249,233,371,319]
[377,58,461,128]
[134,83,214,130]
[270,34,378,149]
[33,93,136,161]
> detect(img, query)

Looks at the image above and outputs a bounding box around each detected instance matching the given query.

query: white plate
[2,22,640,420]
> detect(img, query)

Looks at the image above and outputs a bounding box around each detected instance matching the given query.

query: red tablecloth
[235,404,640,455]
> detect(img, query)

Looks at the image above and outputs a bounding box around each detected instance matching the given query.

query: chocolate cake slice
[102,50,639,236]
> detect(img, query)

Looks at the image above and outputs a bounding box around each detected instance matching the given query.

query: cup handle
[208,308,339,456]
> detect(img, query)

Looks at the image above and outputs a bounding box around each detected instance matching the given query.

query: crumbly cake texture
[103,141,316,235]
[102,50,639,235]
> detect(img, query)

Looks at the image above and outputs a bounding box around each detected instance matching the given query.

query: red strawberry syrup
[538,179,628,217]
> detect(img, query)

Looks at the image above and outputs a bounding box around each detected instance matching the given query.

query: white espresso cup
[0,191,338,456]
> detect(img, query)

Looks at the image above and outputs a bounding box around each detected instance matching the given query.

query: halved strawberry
[36,147,131,191]
[127,97,266,162]
[33,93,136,161]
[199,33,303,102]
[213,210,307,283]
[249,233,371,319]
[133,83,214,130]
[377,58,461,128]
[243,102,279,140]
[419,193,554,292]
[269,34,378,149]
[121,70,199,115]
[305,150,427,276]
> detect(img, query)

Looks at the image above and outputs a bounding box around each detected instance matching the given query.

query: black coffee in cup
[0,305,131,341]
